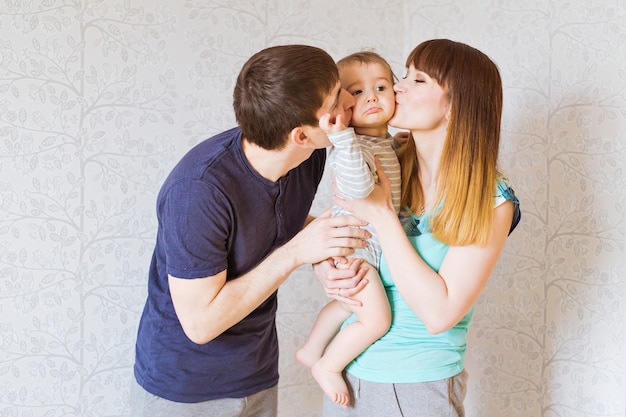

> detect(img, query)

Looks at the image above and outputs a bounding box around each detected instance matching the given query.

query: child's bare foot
[311,361,350,408]
[295,345,320,369]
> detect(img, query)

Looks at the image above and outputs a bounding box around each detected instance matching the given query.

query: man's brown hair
[234,45,339,150]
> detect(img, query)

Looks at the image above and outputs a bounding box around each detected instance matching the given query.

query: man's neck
[242,138,309,182]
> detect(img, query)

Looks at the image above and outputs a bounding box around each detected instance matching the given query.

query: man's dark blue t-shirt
[133,127,326,402]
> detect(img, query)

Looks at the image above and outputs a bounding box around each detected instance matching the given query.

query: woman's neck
[413,132,443,176]
[412,129,445,210]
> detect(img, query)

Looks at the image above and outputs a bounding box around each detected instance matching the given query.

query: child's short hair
[337,51,396,83]
[234,45,339,150]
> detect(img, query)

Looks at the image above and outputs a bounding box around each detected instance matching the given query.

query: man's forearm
[187,243,302,344]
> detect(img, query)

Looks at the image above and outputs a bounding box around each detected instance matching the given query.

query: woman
[317,39,521,416]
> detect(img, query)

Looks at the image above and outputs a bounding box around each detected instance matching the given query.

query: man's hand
[286,209,370,267]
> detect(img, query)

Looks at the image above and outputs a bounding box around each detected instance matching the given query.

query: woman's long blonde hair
[398,39,503,246]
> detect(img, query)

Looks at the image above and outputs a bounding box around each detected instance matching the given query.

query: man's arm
[169,246,296,345]
[170,212,370,344]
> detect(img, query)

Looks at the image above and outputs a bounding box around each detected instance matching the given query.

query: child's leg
[311,265,391,408]
[296,299,352,368]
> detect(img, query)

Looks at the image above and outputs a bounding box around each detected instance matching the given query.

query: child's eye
[352,89,363,96]
[375,86,386,92]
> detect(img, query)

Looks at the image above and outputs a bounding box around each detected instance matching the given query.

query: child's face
[340,62,395,133]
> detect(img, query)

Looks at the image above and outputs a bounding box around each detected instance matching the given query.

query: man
[131,44,368,416]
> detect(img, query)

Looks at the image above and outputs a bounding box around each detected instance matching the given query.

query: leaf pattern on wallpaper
[0,1,176,415]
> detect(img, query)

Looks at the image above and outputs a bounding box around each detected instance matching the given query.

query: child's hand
[319,113,348,134]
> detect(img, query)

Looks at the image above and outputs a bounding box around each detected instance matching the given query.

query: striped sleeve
[328,128,375,199]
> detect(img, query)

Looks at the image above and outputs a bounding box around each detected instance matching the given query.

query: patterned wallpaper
[0,1,623,417]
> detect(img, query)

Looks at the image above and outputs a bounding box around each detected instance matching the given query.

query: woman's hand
[312,257,369,306]
[332,157,395,226]
[393,130,410,149]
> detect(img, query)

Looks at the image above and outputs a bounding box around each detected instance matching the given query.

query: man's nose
[343,90,356,109]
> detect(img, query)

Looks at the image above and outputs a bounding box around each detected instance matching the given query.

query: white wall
[0,1,623,416]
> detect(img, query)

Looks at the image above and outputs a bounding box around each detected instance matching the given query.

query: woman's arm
[335,159,515,334]
[372,200,513,333]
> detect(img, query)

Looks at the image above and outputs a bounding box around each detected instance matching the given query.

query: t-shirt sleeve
[160,178,230,279]
[495,177,521,235]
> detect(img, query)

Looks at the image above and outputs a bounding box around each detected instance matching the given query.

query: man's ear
[289,126,309,146]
